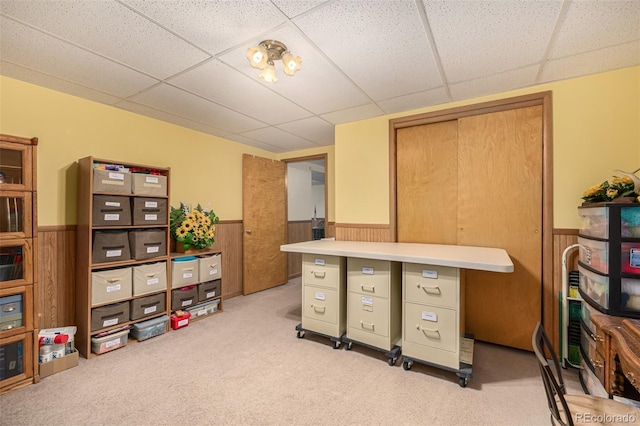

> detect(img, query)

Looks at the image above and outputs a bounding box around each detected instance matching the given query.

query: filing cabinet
[345,258,401,354]
[299,254,346,346]
[401,263,463,370]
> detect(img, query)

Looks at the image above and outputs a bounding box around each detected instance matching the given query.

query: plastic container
[50,344,65,360]
[579,266,609,309]
[90,329,129,354]
[578,237,609,274]
[185,300,219,320]
[39,345,53,364]
[130,315,169,341]
[621,278,640,311]
[170,312,190,330]
[578,206,609,239]
[621,243,640,275]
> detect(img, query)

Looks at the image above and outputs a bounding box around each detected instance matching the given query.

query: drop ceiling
[1,0,638,153]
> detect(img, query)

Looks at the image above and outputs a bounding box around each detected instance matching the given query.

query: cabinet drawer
[347,292,389,337]
[302,254,342,289]
[347,258,391,298]
[403,263,458,308]
[303,285,339,325]
[580,326,597,367]
[403,302,457,353]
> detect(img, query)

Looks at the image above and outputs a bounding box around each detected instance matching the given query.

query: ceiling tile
[540,41,640,83]
[169,59,313,125]
[0,0,210,79]
[0,61,121,105]
[294,0,442,101]
[219,25,371,115]
[120,0,286,54]
[116,99,236,140]
[277,117,334,146]
[321,103,385,125]
[450,65,540,101]
[377,87,450,114]
[549,0,640,59]
[424,0,563,83]
[128,83,265,133]
[241,126,318,151]
[271,0,330,18]
[0,16,158,97]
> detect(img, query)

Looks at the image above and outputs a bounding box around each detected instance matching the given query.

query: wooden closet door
[457,106,543,350]
[397,120,459,244]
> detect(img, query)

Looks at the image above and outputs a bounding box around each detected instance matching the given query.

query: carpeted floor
[0,278,582,425]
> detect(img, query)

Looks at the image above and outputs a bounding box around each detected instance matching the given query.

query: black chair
[532,322,640,425]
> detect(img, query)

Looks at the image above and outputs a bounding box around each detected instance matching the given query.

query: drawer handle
[145,273,157,277]
[2,304,16,312]
[360,321,375,331]
[107,279,120,283]
[311,304,325,313]
[418,284,441,295]
[209,263,218,268]
[417,325,440,338]
[360,284,375,292]
[312,271,325,278]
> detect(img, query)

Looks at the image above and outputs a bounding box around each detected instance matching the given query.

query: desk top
[280,240,513,273]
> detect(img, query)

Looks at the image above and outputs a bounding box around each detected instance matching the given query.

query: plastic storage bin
[578,237,609,274]
[170,311,190,329]
[91,329,129,354]
[621,278,640,311]
[578,206,609,239]
[185,299,219,320]
[581,300,602,334]
[621,243,640,275]
[579,266,609,309]
[130,315,169,341]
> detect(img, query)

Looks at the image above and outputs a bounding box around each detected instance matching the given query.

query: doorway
[284,155,327,280]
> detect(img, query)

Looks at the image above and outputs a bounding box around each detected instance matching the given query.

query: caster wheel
[345,342,353,351]
[388,357,397,366]
[459,377,468,388]
[403,360,413,371]
[296,330,305,339]
[332,340,341,349]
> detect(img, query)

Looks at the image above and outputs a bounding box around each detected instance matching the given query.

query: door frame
[283,153,329,278]
[388,91,554,336]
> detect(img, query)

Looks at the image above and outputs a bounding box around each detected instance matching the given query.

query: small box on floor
[91,329,130,354]
[39,350,79,379]
[131,315,169,341]
[170,311,190,330]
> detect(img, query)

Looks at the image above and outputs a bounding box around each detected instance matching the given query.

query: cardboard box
[39,350,79,379]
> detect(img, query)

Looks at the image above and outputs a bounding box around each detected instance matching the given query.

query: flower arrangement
[170,202,219,250]
[582,175,639,204]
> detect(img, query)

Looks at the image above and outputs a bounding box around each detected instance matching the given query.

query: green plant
[169,202,219,250]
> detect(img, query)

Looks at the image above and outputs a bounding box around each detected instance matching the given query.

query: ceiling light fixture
[246,40,302,83]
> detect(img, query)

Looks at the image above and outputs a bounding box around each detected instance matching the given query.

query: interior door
[242,154,287,295]
[458,106,542,350]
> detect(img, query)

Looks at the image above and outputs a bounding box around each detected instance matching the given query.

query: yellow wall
[0,76,280,225]
[335,66,640,228]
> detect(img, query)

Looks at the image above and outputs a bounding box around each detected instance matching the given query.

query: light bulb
[281,52,302,76]
[246,45,268,70]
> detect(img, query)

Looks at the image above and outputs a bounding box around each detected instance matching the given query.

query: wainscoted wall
[36,221,243,329]
[36,220,576,349]
[287,221,312,279]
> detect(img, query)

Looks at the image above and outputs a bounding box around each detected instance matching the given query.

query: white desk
[281,240,513,387]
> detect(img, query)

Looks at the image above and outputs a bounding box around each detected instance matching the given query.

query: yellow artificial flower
[582,184,602,197]
[182,219,195,230]
[186,212,197,221]
[176,227,188,238]
[606,188,618,198]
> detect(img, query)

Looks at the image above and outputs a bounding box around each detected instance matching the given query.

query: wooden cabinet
[0,134,38,394]
[75,157,171,358]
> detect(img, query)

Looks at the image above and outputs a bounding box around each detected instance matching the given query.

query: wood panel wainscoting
[334,223,578,352]
[37,221,244,329]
